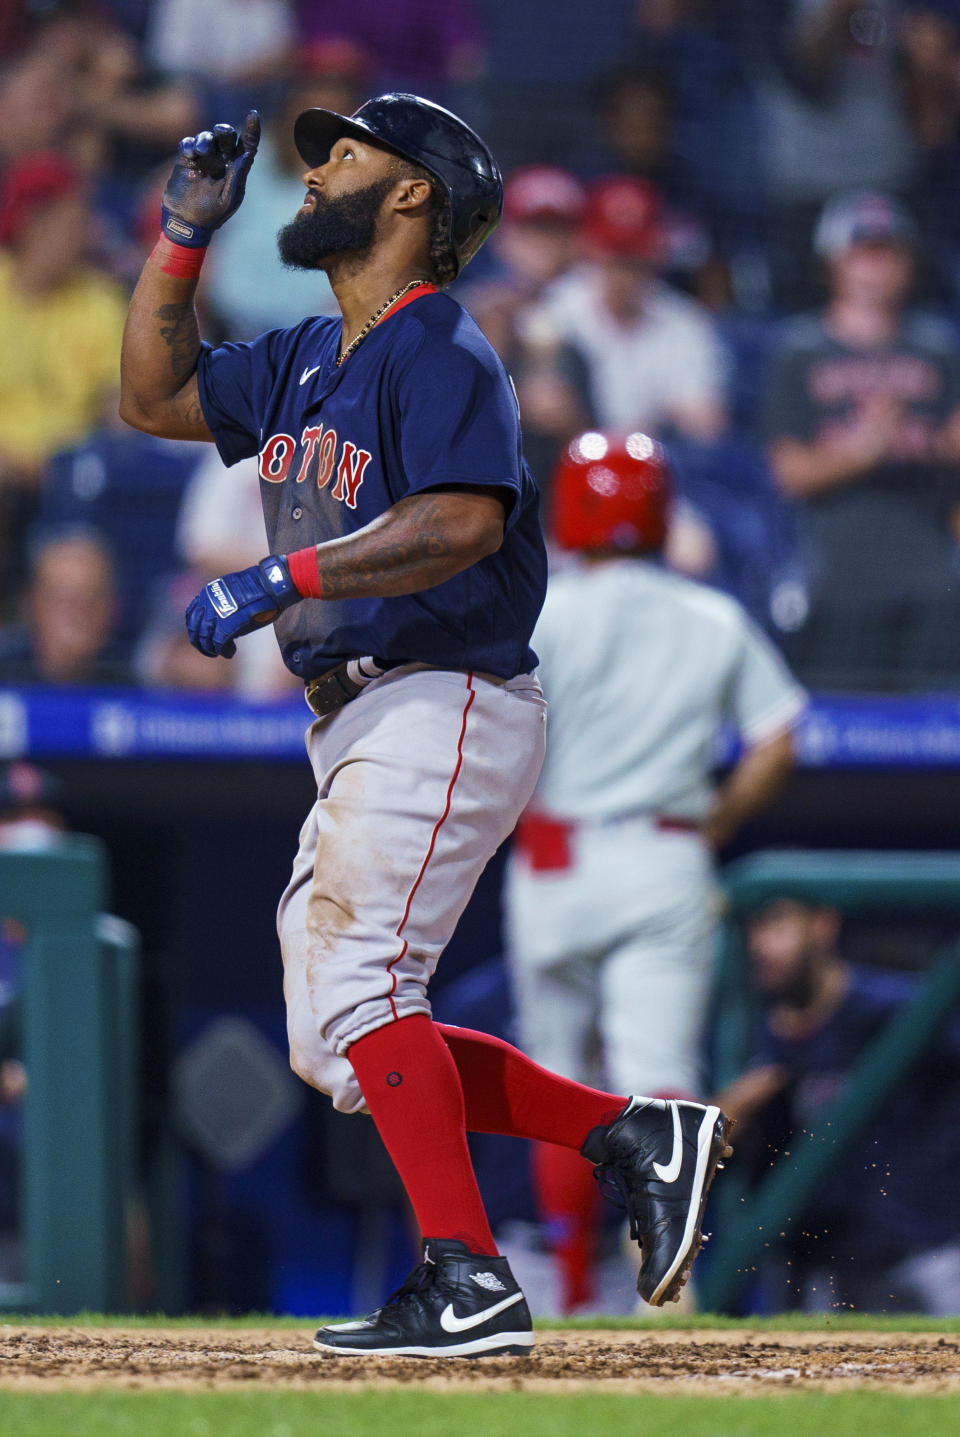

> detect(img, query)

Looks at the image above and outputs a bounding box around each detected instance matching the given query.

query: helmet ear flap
[551,433,671,554]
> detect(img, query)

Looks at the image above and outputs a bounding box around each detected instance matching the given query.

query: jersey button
[291,651,302,665]
[292,506,303,520]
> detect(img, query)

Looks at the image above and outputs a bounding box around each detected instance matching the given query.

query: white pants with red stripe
[504,818,717,1097]
[277,664,547,1114]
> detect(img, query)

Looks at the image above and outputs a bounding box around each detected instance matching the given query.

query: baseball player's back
[534,558,804,823]
[505,435,802,1315]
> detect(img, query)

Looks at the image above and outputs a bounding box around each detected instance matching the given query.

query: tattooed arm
[304,488,509,598]
[118,253,213,440]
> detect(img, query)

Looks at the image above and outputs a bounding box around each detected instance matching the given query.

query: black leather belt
[304,657,399,717]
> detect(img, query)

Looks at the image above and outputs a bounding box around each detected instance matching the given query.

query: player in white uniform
[505,431,806,1312]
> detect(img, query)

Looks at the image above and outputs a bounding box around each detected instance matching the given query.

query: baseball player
[505,432,807,1313]
[118,94,733,1356]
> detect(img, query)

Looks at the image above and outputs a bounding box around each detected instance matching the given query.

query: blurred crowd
[4,0,960,692]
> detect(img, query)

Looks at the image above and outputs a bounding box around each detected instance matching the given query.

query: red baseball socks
[348,1015,626,1256]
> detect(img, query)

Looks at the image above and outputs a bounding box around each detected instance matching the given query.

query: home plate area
[0,1328,958,1394]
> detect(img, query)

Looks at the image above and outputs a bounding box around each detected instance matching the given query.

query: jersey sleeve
[725,611,808,744]
[195,327,286,467]
[394,323,524,524]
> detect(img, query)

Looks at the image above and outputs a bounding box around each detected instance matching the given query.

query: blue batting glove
[161,110,260,248]
[185,555,299,658]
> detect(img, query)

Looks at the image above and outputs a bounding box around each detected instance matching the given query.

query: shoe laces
[381,1257,437,1313]
[590,1162,644,1244]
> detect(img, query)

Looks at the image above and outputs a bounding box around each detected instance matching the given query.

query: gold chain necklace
[335,280,431,367]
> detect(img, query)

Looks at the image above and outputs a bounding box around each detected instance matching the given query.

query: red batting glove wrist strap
[151,236,208,279]
[287,545,324,598]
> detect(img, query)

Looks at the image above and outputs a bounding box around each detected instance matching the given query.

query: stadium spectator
[0,762,66,852]
[532,176,727,439]
[135,568,238,694]
[40,403,202,654]
[459,171,591,494]
[146,0,293,117]
[0,530,133,687]
[899,4,960,306]
[293,0,484,99]
[204,39,369,338]
[0,41,76,168]
[762,190,960,689]
[0,154,127,598]
[64,16,201,228]
[0,153,126,474]
[462,278,593,497]
[754,0,918,309]
[900,3,960,153]
[718,896,960,1314]
[1,8,200,231]
[136,453,298,697]
[627,2,765,285]
[578,65,730,308]
[487,166,586,301]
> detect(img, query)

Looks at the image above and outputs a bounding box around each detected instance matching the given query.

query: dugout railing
[0,837,140,1313]
[701,850,960,1313]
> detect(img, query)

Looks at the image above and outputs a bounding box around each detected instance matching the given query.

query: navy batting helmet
[293,92,503,277]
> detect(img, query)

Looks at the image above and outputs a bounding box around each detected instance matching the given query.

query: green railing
[701,850,960,1312]
[0,837,140,1313]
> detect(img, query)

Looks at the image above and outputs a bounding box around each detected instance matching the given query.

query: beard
[760,951,819,1011]
[277,175,399,270]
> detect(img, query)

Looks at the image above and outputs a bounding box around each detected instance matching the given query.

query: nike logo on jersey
[652,1101,684,1184]
[299,364,321,385]
[439,1291,523,1333]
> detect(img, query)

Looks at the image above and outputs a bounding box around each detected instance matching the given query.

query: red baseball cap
[504,166,586,226]
[582,175,663,260]
[0,152,81,246]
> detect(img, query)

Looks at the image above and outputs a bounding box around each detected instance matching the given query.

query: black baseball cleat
[313,1238,534,1357]
[581,1097,734,1306]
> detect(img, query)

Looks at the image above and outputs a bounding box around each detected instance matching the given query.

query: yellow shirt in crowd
[0,251,127,470]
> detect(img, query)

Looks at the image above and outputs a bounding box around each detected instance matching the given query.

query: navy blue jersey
[197,290,547,680]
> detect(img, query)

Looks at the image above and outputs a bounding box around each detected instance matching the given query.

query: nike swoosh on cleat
[652,1100,684,1183]
[439,1290,524,1333]
[299,364,321,385]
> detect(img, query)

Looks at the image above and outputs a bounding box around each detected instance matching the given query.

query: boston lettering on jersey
[260,426,373,510]
[196,291,547,682]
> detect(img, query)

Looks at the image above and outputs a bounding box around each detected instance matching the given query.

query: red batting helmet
[550,431,671,553]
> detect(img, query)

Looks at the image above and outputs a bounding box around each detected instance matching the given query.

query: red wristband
[287,545,324,598]
[151,236,208,279]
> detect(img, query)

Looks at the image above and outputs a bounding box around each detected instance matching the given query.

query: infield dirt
[1,1327,958,1395]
